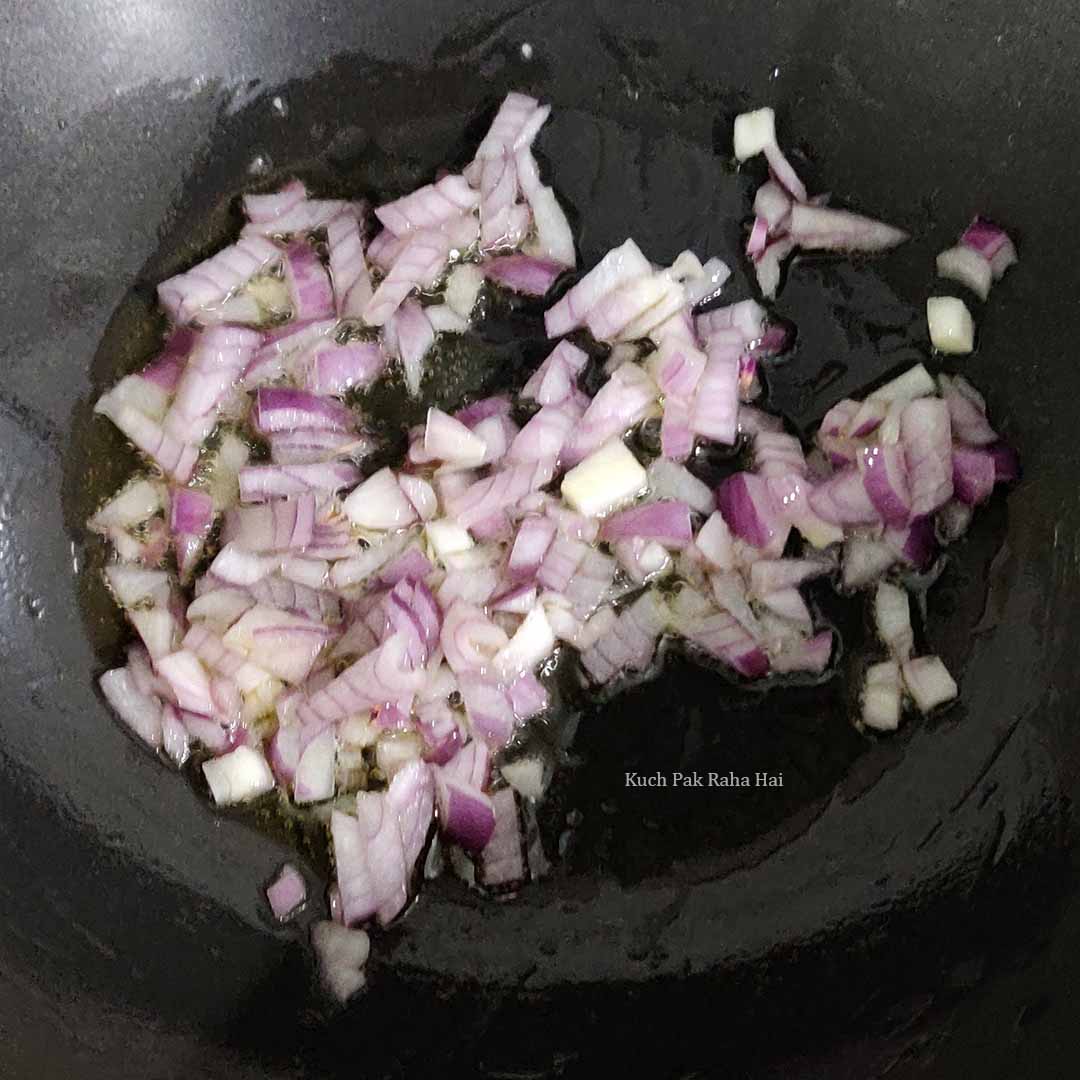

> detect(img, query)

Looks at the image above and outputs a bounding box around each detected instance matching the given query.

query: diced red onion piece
[284,240,335,319]
[939,374,997,446]
[398,473,438,521]
[600,499,692,549]
[158,235,281,323]
[342,467,419,530]
[363,229,452,327]
[951,446,995,506]
[788,205,909,252]
[884,516,937,570]
[482,254,564,295]
[326,209,373,317]
[762,140,808,203]
[771,630,833,675]
[900,398,954,515]
[544,239,650,338]
[989,442,1020,484]
[252,388,354,434]
[716,472,788,553]
[293,727,336,804]
[858,443,912,528]
[424,407,488,466]
[375,174,479,234]
[809,468,881,526]
[842,535,897,589]
[307,342,385,395]
[959,217,1016,280]
[435,776,496,852]
[99,667,163,748]
[238,462,360,503]
[266,862,308,921]
[479,788,524,888]
[753,179,793,231]
[936,245,992,301]
[746,216,769,258]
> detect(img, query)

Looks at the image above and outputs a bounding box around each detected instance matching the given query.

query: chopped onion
[901,398,953,515]
[862,660,902,732]
[926,296,974,354]
[561,438,646,518]
[789,205,909,252]
[424,407,488,466]
[483,254,565,296]
[284,240,335,319]
[266,862,307,921]
[902,655,958,713]
[733,107,776,161]
[99,667,163,748]
[874,581,913,659]
[599,499,692,549]
[936,245,992,301]
[342,467,419,530]
[252,388,354,435]
[544,239,650,338]
[959,217,1016,279]
[202,745,276,805]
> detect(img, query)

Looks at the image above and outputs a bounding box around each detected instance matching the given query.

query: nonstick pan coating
[2,1,1080,1076]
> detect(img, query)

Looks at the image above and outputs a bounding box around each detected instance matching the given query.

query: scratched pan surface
[2,1,1080,1077]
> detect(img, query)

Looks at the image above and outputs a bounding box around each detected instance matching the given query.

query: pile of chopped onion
[89,93,1020,1000]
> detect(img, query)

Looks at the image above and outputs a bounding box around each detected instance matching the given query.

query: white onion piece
[862,660,902,732]
[869,364,937,407]
[161,704,190,765]
[209,543,277,587]
[842,535,897,590]
[129,608,180,661]
[515,147,577,268]
[645,457,714,515]
[311,921,370,1002]
[445,263,485,318]
[343,467,419,530]
[926,297,974,354]
[424,408,488,466]
[375,730,425,781]
[733,107,776,160]
[157,650,215,716]
[426,518,474,562]
[789,205,908,252]
[936,245,992,301]
[99,667,163,748]
[614,537,671,584]
[501,756,546,800]
[561,439,646,518]
[759,588,812,636]
[398,474,438,521]
[874,581,913,659]
[105,565,171,609]
[494,605,555,680]
[202,746,275,805]
[440,601,509,675]
[902,656,958,713]
[89,479,165,533]
[694,512,736,570]
[294,728,337,805]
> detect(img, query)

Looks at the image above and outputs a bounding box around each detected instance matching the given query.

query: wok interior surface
[2,0,1080,1076]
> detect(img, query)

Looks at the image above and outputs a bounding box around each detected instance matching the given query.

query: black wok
[2,0,1080,1076]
